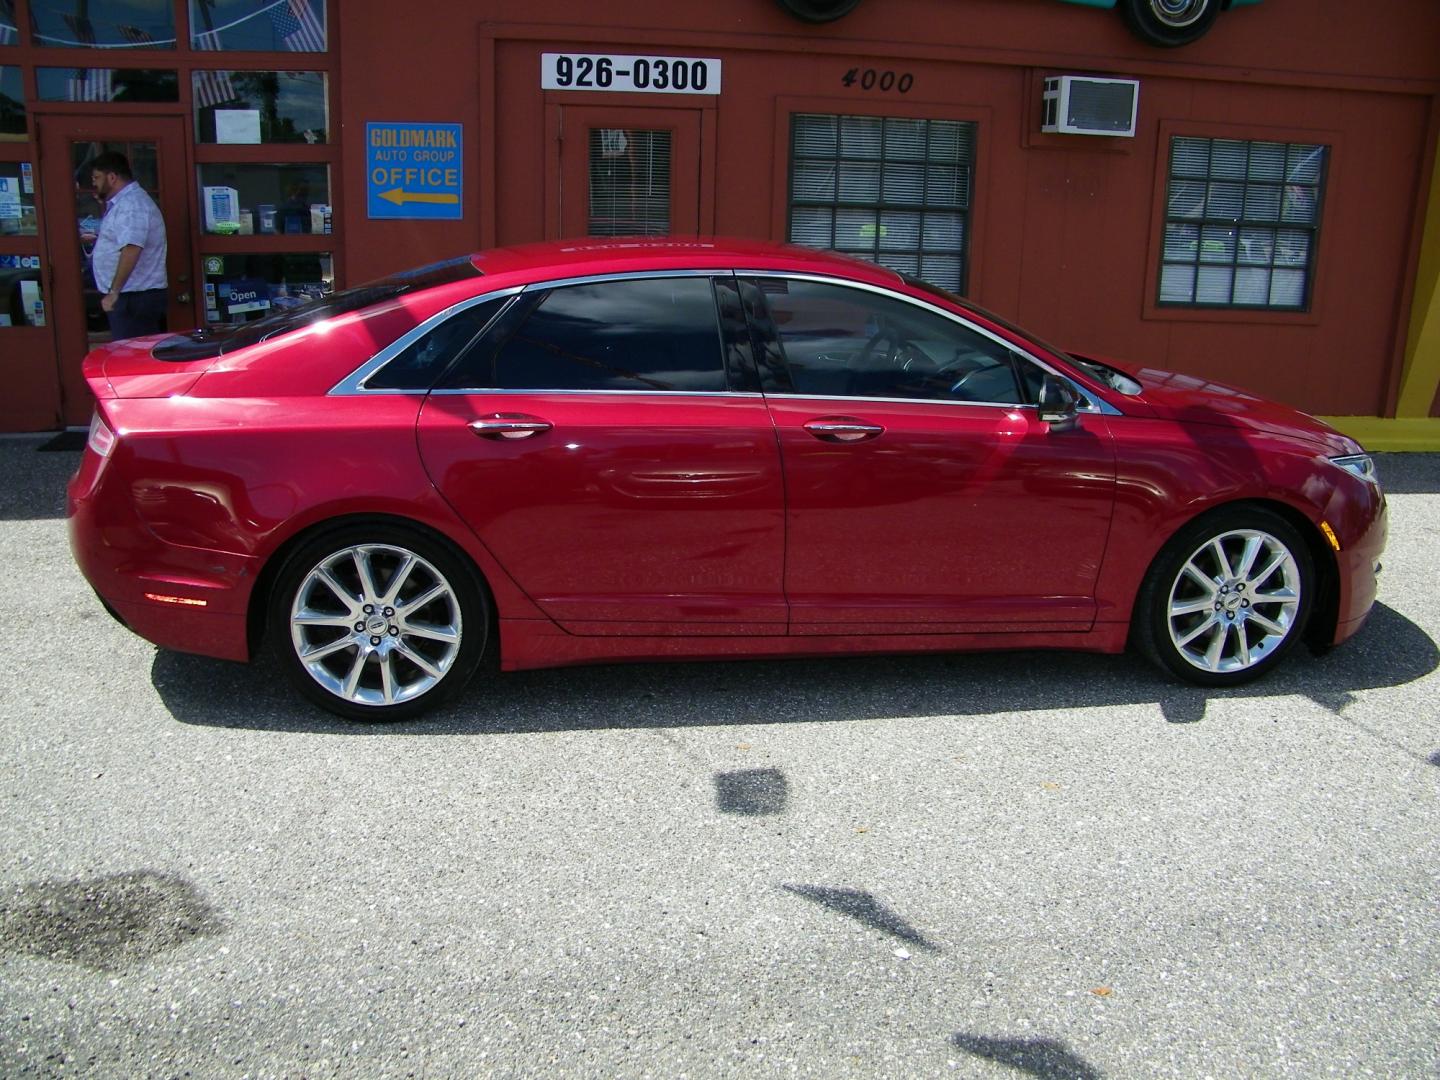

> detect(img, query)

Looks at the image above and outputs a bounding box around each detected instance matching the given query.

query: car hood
[1072,353,1360,455]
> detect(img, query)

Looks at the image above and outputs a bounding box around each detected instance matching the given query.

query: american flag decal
[192,29,239,109]
[271,0,325,52]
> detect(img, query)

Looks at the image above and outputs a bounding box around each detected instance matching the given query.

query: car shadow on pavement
[150,602,1436,743]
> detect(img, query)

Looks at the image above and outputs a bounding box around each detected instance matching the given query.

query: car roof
[467,237,906,288]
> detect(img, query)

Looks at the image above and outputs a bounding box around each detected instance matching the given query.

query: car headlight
[1330,453,1378,485]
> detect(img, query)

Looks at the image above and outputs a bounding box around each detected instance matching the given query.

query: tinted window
[491,277,725,392]
[366,296,509,390]
[749,278,1023,404]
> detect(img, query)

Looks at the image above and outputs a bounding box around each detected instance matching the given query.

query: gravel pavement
[1,438,1437,1078]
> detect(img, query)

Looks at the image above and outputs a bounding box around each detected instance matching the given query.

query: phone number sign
[366,121,462,221]
[541,53,721,95]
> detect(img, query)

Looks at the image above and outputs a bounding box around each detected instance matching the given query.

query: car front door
[416,273,786,636]
[740,275,1118,636]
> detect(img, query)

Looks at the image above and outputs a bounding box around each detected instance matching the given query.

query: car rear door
[739,275,1117,635]
[416,273,787,636]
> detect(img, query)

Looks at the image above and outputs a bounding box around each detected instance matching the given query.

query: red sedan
[68,239,1386,720]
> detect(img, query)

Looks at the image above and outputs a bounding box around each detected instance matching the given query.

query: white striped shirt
[92,181,168,293]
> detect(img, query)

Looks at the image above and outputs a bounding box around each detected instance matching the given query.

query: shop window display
[0,257,44,327]
[202,251,331,323]
[0,162,35,234]
[197,162,329,235]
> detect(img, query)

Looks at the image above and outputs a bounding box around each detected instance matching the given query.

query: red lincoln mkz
[68,239,1387,719]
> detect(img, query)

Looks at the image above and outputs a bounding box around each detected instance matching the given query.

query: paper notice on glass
[215,109,262,145]
[21,280,43,326]
[0,178,21,221]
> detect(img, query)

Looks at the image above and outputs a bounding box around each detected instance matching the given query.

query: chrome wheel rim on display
[289,544,462,707]
[1148,0,1210,28]
[1165,529,1301,674]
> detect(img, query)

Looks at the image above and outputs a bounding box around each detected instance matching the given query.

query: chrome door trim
[427,389,766,399]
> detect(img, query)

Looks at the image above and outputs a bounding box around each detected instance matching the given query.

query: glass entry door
[38,115,195,425]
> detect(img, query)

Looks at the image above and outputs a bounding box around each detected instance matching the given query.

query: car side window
[746,277,1024,405]
[487,276,727,392]
[366,296,510,391]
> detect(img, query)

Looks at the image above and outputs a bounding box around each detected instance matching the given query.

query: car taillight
[87,412,117,458]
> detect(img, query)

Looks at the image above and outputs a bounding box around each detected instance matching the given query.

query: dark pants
[106,288,168,341]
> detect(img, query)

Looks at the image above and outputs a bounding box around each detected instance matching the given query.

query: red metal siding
[330,0,1440,416]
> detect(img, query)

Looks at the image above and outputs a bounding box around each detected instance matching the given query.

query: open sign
[221,278,271,316]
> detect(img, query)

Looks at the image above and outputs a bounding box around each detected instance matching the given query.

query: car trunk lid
[84,333,215,400]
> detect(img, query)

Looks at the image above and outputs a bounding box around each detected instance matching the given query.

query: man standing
[88,151,168,340]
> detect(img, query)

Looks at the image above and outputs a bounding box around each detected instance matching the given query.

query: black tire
[268,521,489,721]
[1119,0,1222,47]
[774,0,864,23]
[1133,506,1314,687]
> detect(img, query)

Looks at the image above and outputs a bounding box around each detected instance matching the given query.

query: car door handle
[468,415,553,440]
[802,418,884,443]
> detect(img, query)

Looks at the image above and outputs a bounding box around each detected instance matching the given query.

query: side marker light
[143,592,209,607]
[1319,522,1341,552]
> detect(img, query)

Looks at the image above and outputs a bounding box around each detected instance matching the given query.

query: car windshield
[152,255,483,362]
[900,274,1074,362]
[900,273,1140,394]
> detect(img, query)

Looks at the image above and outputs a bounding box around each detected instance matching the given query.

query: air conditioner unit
[1042,76,1139,137]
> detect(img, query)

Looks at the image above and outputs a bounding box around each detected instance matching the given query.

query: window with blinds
[788,114,976,293]
[1159,136,1327,310]
[588,128,671,237]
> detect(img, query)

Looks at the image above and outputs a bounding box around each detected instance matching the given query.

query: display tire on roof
[774,0,864,23]
[1119,0,1223,46]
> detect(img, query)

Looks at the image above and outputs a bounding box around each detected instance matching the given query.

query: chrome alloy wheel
[1146,0,1210,28]
[1165,529,1302,674]
[288,544,463,707]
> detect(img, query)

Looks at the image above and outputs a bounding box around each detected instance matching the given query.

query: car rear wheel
[1119,0,1222,47]
[1135,507,1313,686]
[270,523,487,720]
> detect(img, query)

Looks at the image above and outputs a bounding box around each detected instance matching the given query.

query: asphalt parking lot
[1,437,1437,1079]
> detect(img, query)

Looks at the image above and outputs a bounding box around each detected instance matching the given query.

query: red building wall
[338,0,1440,416]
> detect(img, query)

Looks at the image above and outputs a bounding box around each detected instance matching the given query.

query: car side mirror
[1037,374,1081,432]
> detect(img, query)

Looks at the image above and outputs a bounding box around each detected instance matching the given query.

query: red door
[742,275,1118,635]
[768,399,1118,634]
[38,115,197,426]
[419,393,786,635]
[416,274,785,635]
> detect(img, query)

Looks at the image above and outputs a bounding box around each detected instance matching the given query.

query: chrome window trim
[332,267,1123,416]
[518,268,727,292]
[731,269,1124,417]
[755,392,1066,413]
[328,286,526,396]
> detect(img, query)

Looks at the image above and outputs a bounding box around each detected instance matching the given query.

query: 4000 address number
[541,53,722,95]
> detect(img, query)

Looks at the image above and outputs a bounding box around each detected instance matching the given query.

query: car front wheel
[270,523,488,720]
[1135,508,1314,686]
